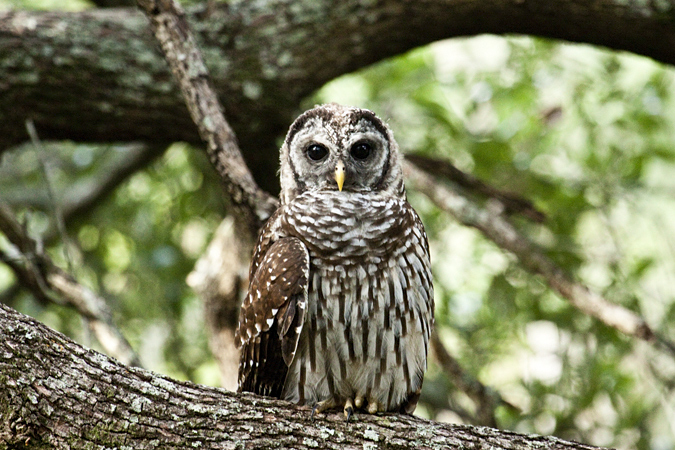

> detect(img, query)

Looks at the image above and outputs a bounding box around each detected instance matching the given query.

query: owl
[234,104,434,418]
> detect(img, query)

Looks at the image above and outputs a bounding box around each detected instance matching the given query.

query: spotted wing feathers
[235,237,309,397]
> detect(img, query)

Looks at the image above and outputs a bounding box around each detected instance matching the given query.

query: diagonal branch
[135,0,278,238]
[403,161,675,358]
[405,154,546,223]
[0,201,140,367]
[59,143,166,228]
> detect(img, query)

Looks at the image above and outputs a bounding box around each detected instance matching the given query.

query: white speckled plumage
[235,104,434,415]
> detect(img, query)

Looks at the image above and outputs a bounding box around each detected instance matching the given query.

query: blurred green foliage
[312,36,675,449]
[0,143,226,384]
[0,2,674,448]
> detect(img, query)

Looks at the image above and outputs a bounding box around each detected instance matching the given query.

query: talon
[311,398,337,421]
[367,399,382,415]
[344,398,355,421]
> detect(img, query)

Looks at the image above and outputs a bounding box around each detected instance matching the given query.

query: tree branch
[132,0,282,388]
[406,154,546,222]
[0,303,608,450]
[135,0,277,235]
[403,161,675,357]
[0,202,140,367]
[3,0,675,192]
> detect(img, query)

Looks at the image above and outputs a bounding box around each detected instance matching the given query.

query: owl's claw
[354,395,365,409]
[311,398,337,421]
[344,398,355,421]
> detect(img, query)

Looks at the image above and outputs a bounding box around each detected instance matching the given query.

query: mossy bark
[0,304,607,450]
[2,0,675,193]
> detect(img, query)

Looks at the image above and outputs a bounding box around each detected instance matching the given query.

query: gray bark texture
[2,0,675,193]
[0,304,606,450]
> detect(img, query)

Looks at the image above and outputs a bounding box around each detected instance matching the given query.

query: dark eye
[350,142,372,160]
[306,144,328,161]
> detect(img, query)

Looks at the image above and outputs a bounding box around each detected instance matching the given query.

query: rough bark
[0,303,607,450]
[2,0,675,193]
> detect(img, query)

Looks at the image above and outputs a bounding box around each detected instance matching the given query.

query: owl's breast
[281,190,412,264]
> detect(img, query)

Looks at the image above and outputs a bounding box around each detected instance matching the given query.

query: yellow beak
[334,160,345,192]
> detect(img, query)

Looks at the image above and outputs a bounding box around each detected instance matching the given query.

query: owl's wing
[235,236,309,398]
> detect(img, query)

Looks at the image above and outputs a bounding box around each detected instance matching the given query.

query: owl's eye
[306,144,328,161]
[350,142,372,160]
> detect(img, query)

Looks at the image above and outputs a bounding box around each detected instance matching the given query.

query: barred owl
[234,104,434,418]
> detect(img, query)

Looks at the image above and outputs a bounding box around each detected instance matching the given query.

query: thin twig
[403,161,675,357]
[135,0,278,237]
[0,201,141,366]
[0,249,56,305]
[26,119,75,272]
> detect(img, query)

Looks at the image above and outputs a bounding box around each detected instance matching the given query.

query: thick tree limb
[0,303,607,450]
[403,161,675,356]
[3,0,675,193]
[0,202,140,367]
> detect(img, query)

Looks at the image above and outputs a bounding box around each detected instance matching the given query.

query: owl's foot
[310,398,337,421]
[311,396,380,421]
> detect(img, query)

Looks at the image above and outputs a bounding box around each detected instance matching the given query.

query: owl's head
[279,104,404,204]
